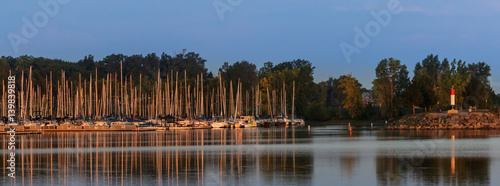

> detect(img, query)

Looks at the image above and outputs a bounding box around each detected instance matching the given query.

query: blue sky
[1,0,499,91]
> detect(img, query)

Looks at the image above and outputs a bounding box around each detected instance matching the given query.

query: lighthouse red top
[451,89,455,95]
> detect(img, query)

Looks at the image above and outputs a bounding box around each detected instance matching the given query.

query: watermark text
[8,0,70,53]
[8,76,16,123]
[7,128,16,179]
[213,0,243,21]
[340,0,403,63]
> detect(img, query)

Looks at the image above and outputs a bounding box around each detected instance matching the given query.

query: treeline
[0,52,315,120]
[310,54,498,121]
[0,53,498,121]
[377,55,496,117]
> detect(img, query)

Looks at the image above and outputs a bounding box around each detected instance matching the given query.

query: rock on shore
[387,112,500,130]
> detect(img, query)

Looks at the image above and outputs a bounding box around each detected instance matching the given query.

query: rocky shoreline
[386,112,500,130]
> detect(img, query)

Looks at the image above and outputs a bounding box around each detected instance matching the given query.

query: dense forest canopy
[0,52,498,121]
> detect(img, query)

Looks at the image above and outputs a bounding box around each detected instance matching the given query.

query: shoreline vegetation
[0,52,499,124]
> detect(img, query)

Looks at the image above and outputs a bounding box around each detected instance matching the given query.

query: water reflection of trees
[258,128,313,185]
[340,151,359,179]
[377,157,490,185]
[0,128,313,185]
[376,130,494,185]
[377,153,490,185]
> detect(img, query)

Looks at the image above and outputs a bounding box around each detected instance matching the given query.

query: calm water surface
[1,125,500,185]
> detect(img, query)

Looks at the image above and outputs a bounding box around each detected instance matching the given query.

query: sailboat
[287,81,305,127]
[239,115,257,128]
[211,116,228,128]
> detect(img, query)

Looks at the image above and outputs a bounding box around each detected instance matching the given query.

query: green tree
[372,58,403,118]
[338,74,363,119]
[450,59,471,109]
[319,77,344,119]
[404,79,423,114]
[413,67,437,112]
[259,59,315,118]
[420,54,441,82]
[0,57,12,81]
[306,83,329,121]
[464,62,491,109]
[437,58,453,109]
[220,61,258,91]
[258,62,274,78]
[395,65,410,110]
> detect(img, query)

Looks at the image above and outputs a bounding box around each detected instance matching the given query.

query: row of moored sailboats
[0,64,305,130]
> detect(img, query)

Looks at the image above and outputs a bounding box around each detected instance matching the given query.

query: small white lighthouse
[451,88,455,107]
[448,86,458,114]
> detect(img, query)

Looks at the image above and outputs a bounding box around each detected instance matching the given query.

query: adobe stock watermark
[7,76,16,123]
[6,128,16,179]
[340,0,404,63]
[6,75,17,179]
[7,0,70,53]
[213,0,243,21]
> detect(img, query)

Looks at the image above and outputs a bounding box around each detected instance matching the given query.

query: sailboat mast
[201,73,204,117]
[120,59,123,118]
[292,81,295,121]
[184,70,188,117]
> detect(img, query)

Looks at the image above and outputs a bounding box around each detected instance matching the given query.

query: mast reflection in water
[1,127,500,185]
[0,128,312,185]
